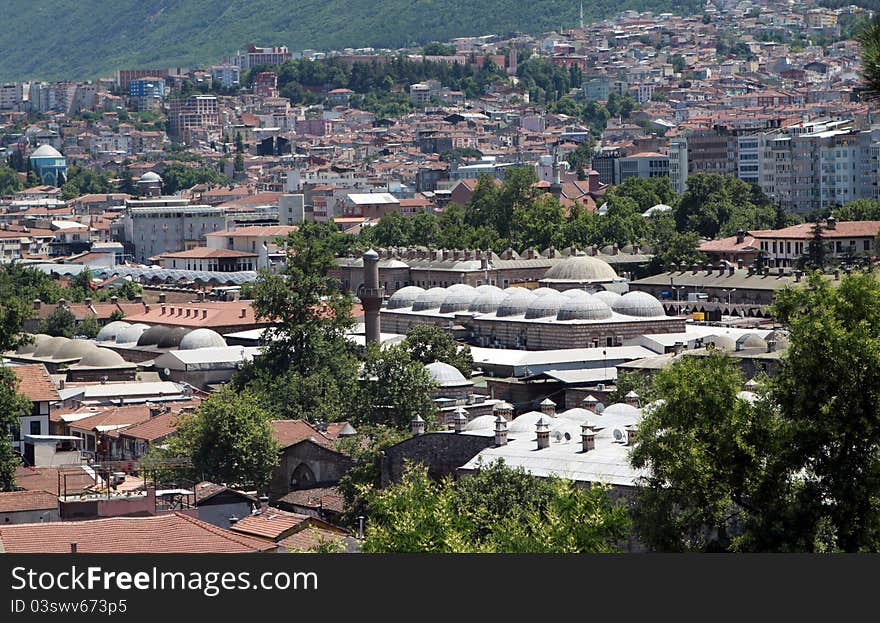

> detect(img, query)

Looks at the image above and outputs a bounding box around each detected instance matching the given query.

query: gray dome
[30,144,63,158]
[502,286,530,296]
[736,333,767,350]
[447,283,475,293]
[439,287,479,314]
[179,328,227,350]
[158,327,191,348]
[76,347,126,368]
[96,321,131,342]
[508,411,546,433]
[53,339,99,361]
[115,323,150,344]
[542,256,618,282]
[556,291,613,321]
[704,335,735,352]
[139,171,162,183]
[612,291,666,317]
[464,414,497,431]
[425,361,470,387]
[33,336,69,358]
[495,291,537,317]
[386,286,425,310]
[15,334,51,354]
[412,287,449,312]
[765,329,789,350]
[593,290,622,306]
[469,288,508,314]
[524,291,567,319]
[475,285,504,295]
[137,325,168,346]
[531,287,561,297]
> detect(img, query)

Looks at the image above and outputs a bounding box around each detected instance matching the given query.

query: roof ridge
[173,511,274,550]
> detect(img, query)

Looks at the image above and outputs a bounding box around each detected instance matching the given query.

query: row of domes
[387,284,666,320]
[15,335,127,368]
[97,322,227,350]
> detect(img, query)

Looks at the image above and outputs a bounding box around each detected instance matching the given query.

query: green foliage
[607,370,653,405]
[361,460,629,553]
[422,42,456,56]
[401,324,473,377]
[674,173,777,239]
[835,198,880,221]
[858,14,880,100]
[167,386,279,490]
[355,344,438,430]
[0,166,24,196]
[566,140,596,178]
[38,306,76,338]
[108,309,126,322]
[0,1,702,81]
[60,165,113,200]
[76,315,100,339]
[630,352,783,551]
[161,162,230,194]
[0,367,33,491]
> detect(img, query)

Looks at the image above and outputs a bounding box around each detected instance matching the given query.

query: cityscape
[2,0,880,556]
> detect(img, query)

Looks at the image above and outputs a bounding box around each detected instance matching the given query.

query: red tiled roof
[13,466,94,496]
[160,247,258,259]
[206,226,298,238]
[699,234,759,253]
[123,301,269,328]
[115,409,181,442]
[10,364,59,402]
[0,512,276,553]
[0,490,57,512]
[230,509,312,540]
[752,221,880,239]
[276,486,345,513]
[278,527,350,551]
[270,420,334,449]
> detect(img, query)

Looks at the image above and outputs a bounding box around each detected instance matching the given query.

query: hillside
[2,0,701,82]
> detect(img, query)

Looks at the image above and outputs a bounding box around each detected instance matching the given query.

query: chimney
[795,271,802,282]
[33,299,41,310]
[834,269,840,280]
[777,267,784,277]
[547,246,556,259]
[536,418,550,450]
[453,407,467,433]
[625,424,637,446]
[144,304,150,313]
[110,296,118,305]
[737,258,744,269]
[148,403,162,418]
[494,415,508,446]
[493,401,513,421]
[58,298,67,308]
[767,339,777,353]
[202,309,208,319]
[826,214,837,230]
[539,398,556,417]
[592,245,598,256]
[582,394,599,413]
[736,228,745,244]
[158,293,166,303]
[59,379,65,389]
[85,297,93,307]
[691,264,699,274]
[240,307,247,318]
[632,244,640,255]
[160,305,166,315]
[411,415,425,436]
[673,341,684,355]
[728,266,735,276]
[581,423,596,452]
[624,391,640,408]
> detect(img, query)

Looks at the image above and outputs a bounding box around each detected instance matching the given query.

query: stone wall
[381,432,496,487]
[268,440,353,500]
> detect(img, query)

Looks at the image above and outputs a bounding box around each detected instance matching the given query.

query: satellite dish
[163,368,170,377]
[613,428,624,442]
[553,430,564,442]
[596,403,605,413]
[563,432,571,442]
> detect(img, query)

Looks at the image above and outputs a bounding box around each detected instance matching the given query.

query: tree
[835,199,880,221]
[77,315,100,339]
[770,271,880,551]
[39,306,76,338]
[566,140,595,179]
[108,309,126,322]
[674,173,776,239]
[0,367,32,491]
[168,387,279,490]
[234,152,244,173]
[804,221,826,270]
[858,15,880,99]
[401,324,473,377]
[629,351,785,551]
[0,166,24,196]
[511,193,565,251]
[355,344,437,430]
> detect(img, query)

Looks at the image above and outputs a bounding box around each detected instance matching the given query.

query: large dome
[469,287,507,314]
[611,291,666,317]
[33,336,69,358]
[30,144,63,158]
[139,171,162,183]
[179,328,227,350]
[412,287,449,312]
[115,323,150,344]
[464,414,497,431]
[542,256,618,282]
[157,327,191,348]
[425,361,470,387]
[15,334,51,354]
[386,286,425,310]
[556,291,613,321]
[508,411,546,433]
[495,290,536,317]
[54,339,99,361]
[96,321,131,342]
[524,291,567,319]
[76,347,126,368]
[531,287,561,297]
[439,287,478,314]
[593,290,622,306]
[137,325,168,346]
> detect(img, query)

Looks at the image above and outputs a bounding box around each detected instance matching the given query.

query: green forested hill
[2,0,701,81]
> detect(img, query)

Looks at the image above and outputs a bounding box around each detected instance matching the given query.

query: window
[29,420,41,435]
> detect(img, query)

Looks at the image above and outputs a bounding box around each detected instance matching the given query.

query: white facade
[120,199,228,262]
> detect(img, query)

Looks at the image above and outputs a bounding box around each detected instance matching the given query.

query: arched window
[289,463,315,490]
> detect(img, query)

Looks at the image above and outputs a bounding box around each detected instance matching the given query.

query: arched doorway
[289,463,316,490]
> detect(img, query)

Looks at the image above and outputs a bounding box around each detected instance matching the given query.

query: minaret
[580,2,584,30]
[550,148,563,198]
[361,249,384,345]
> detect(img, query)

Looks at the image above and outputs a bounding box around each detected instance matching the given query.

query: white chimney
[539,398,556,417]
[453,407,467,433]
[493,401,513,421]
[582,395,599,413]
[494,415,508,446]
[625,424,637,446]
[581,423,596,452]
[411,415,425,436]
[536,418,550,450]
[624,391,640,408]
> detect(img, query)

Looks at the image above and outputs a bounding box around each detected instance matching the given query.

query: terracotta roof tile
[230,509,312,540]
[0,512,276,553]
[0,490,57,512]
[10,364,59,402]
